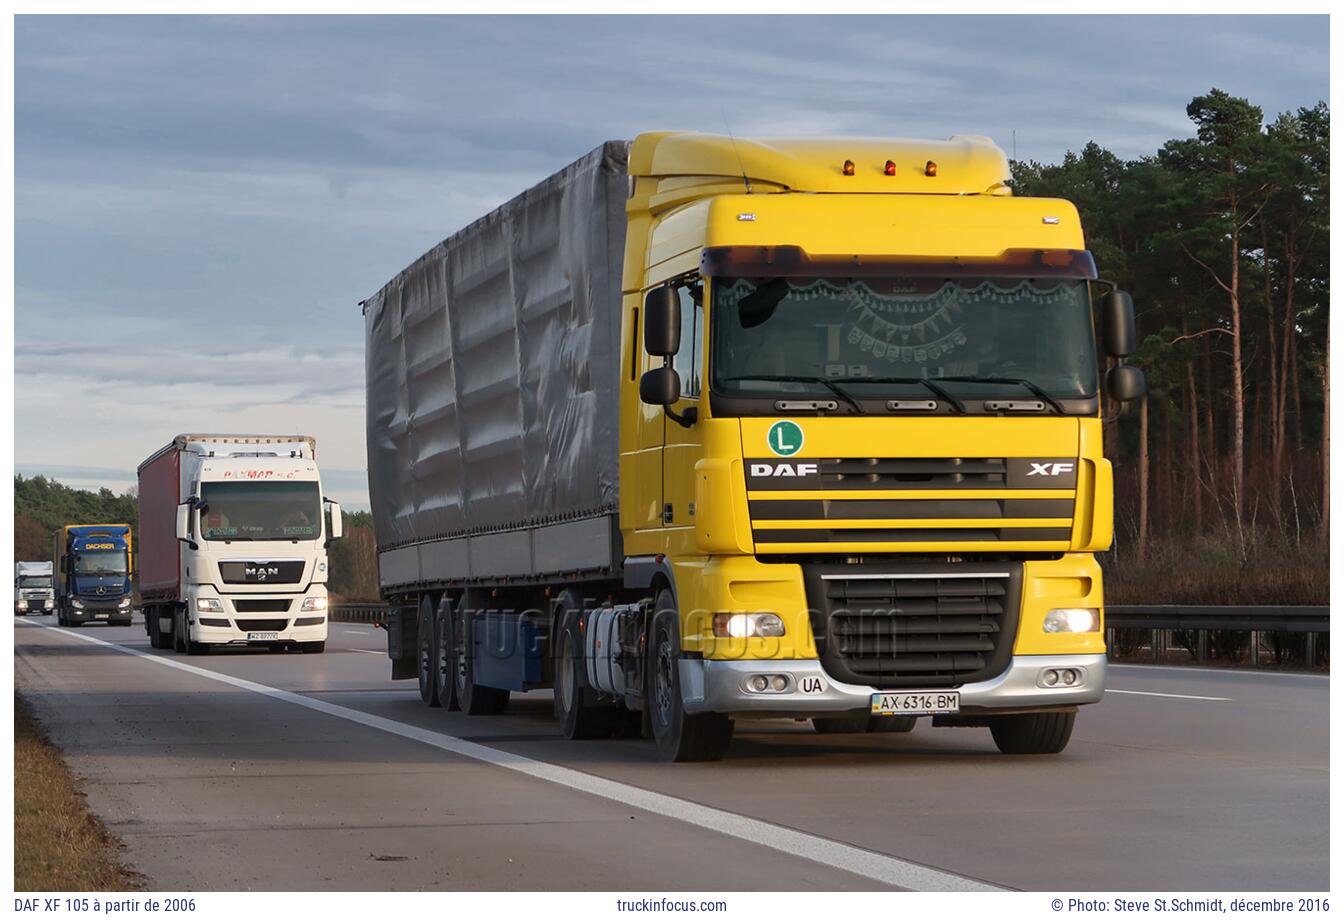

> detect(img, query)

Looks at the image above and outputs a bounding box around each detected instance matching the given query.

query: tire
[174,610,187,653]
[454,589,509,715]
[553,597,618,740]
[298,641,326,654]
[648,591,733,762]
[989,711,1076,755]
[434,596,458,711]
[867,715,918,734]
[417,594,440,707]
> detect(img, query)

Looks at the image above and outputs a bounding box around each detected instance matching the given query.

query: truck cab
[14,561,54,616]
[617,133,1143,758]
[54,525,134,626]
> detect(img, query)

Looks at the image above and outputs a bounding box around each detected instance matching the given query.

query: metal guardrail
[331,604,386,624]
[1105,605,1328,668]
[333,603,1329,668]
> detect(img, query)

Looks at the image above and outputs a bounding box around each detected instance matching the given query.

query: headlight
[711,612,785,638]
[195,597,224,613]
[1043,607,1100,633]
[71,598,83,609]
[118,597,131,608]
[16,600,26,609]
[300,597,327,612]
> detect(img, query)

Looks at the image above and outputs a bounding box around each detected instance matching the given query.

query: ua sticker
[767,420,804,457]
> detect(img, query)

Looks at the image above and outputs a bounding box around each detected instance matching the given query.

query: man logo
[766,420,804,457]
[246,565,280,582]
[750,462,819,478]
[1027,462,1075,477]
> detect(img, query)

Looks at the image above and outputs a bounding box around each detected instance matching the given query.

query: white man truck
[14,561,54,616]
[137,434,343,654]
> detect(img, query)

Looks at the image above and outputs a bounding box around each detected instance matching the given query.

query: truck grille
[802,564,1020,689]
[747,456,1076,549]
[234,618,289,632]
[233,598,292,613]
[219,561,305,584]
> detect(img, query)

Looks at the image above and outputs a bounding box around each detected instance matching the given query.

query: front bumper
[66,599,132,622]
[680,654,1106,717]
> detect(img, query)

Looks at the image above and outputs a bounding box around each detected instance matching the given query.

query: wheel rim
[436,626,451,691]
[455,616,468,693]
[654,631,675,726]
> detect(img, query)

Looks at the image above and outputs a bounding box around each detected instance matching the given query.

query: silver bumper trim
[680,654,1106,717]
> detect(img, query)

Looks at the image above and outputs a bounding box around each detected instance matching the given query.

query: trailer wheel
[434,595,459,711]
[648,590,733,762]
[417,595,440,707]
[989,711,1076,755]
[553,605,617,739]
[455,589,509,716]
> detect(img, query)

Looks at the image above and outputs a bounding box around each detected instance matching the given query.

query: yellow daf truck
[363,132,1144,761]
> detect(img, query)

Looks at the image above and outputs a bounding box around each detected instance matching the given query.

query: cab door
[661,280,705,552]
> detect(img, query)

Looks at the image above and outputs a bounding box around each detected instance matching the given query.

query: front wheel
[648,592,733,762]
[989,711,1076,755]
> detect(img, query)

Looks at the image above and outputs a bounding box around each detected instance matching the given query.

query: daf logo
[750,462,819,478]
[246,565,280,581]
[1027,462,1075,477]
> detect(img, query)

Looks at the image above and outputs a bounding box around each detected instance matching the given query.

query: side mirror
[640,365,681,406]
[1106,364,1146,402]
[326,500,343,541]
[1101,290,1137,358]
[643,286,681,357]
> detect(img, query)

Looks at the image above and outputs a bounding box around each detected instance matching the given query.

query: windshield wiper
[935,376,1067,415]
[857,376,966,415]
[722,375,864,413]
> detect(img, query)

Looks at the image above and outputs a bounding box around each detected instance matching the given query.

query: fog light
[300,597,327,612]
[1043,669,1060,686]
[1043,607,1100,633]
[770,675,788,692]
[1061,669,1078,686]
[749,675,769,692]
[712,612,785,638]
[195,597,224,613]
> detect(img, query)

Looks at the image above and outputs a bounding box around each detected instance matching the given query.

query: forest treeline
[1013,88,1328,603]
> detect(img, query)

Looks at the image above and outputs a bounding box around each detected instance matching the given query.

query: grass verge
[14,693,143,891]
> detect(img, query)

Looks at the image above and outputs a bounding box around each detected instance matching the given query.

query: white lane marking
[349,648,383,655]
[341,629,369,635]
[18,621,1001,892]
[1105,689,1231,702]
[1110,663,1328,680]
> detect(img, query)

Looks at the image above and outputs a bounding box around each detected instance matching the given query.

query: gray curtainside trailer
[362,141,635,712]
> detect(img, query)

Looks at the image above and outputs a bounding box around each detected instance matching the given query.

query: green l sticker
[767,420,804,457]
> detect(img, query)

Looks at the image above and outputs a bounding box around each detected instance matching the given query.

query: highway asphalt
[13,614,1328,891]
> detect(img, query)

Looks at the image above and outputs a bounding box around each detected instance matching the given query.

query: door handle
[662,503,674,524]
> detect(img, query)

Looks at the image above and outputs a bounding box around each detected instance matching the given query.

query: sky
[13,14,1330,510]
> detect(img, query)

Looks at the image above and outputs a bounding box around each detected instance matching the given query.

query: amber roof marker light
[925,160,938,177]
[884,159,897,176]
[842,159,855,176]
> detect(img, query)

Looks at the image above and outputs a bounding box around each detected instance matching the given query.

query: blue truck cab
[53,524,134,627]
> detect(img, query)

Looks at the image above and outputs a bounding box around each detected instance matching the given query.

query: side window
[671,282,703,398]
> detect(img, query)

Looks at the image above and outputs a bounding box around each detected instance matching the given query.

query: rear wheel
[648,591,733,762]
[434,596,459,711]
[417,594,440,707]
[553,597,618,740]
[454,589,509,715]
[989,711,1076,755]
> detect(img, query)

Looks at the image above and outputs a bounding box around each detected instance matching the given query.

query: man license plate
[247,631,279,641]
[871,691,960,716]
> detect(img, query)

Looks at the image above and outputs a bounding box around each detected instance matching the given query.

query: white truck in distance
[137,434,342,654]
[14,561,54,616]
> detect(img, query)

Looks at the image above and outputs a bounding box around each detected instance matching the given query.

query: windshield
[711,276,1098,405]
[199,481,322,541]
[19,576,52,589]
[74,550,127,575]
